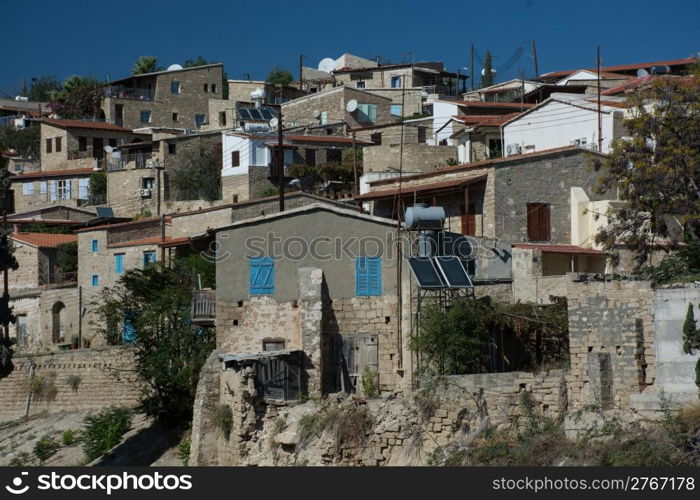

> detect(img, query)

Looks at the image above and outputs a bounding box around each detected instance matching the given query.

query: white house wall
[432,101,458,145]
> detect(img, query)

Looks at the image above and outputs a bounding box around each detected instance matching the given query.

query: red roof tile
[40,118,133,132]
[355,176,487,201]
[448,101,534,109]
[512,243,606,255]
[107,236,168,248]
[453,113,522,127]
[10,232,77,248]
[75,216,171,233]
[11,168,95,180]
[542,57,696,80]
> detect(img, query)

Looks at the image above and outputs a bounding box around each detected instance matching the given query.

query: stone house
[449,113,521,163]
[462,79,544,102]
[10,168,97,213]
[281,86,393,132]
[9,232,78,290]
[102,63,224,130]
[7,205,99,232]
[2,151,40,176]
[39,119,143,171]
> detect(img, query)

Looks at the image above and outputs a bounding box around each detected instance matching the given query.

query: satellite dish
[481,68,497,76]
[637,68,649,78]
[346,99,358,112]
[318,57,336,73]
[167,63,183,71]
[312,109,321,118]
[104,145,113,153]
[269,117,279,129]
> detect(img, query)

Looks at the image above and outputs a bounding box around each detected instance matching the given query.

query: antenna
[346,99,358,113]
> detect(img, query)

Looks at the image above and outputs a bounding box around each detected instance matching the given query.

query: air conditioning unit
[139,189,151,198]
[506,144,521,155]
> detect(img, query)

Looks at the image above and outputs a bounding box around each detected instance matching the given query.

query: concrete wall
[0,347,140,422]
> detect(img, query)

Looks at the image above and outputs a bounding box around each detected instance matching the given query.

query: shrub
[213,405,233,440]
[177,438,191,466]
[360,365,378,398]
[82,407,133,461]
[683,303,700,354]
[696,358,700,389]
[62,429,77,446]
[296,403,373,456]
[34,435,59,464]
[66,375,81,392]
[9,452,33,467]
[23,373,58,402]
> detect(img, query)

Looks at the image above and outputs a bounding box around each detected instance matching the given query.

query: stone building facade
[10,168,96,213]
[102,64,224,130]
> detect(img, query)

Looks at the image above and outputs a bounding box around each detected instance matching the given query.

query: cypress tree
[481,51,494,88]
[0,158,18,377]
[682,303,698,354]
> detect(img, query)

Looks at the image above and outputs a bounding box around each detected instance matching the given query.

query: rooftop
[109,63,224,85]
[10,232,77,249]
[10,167,95,180]
[512,243,606,255]
[541,56,696,80]
[39,118,133,133]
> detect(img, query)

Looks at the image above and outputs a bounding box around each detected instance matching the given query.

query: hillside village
[0,52,699,467]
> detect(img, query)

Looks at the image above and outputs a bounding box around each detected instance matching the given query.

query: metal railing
[77,192,106,206]
[105,152,153,171]
[191,290,216,323]
[104,86,154,101]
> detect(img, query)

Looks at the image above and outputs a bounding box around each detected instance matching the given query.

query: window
[249,257,274,295]
[263,339,285,352]
[22,183,33,196]
[171,80,181,94]
[141,177,155,190]
[203,83,209,92]
[78,178,89,199]
[46,138,52,153]
[417,127,427,144]
[40,181,47,195]
[370,133,382,145]
[55,137,62,152]
[140,110,151,123]
[488,138,502,159]
[320,111,328,125]
[92,137,104,158]
[327,149,342,164]
[356,81,366,89]
[92,239,99,252]
[211,84,217,93]
[168,143,176,154]
[143,251,156,268]
[92,275,99,286]
[57,180,70,200]
[109,138,117,147]
[527,203,551,241]
[357,103,377,123]
[78,136,87,152]
[172,112,179,122]
[115,253,124,274]
[391,76,401,88]
[218,111,226,126]
[305,148,316,166]
[195,114,206,128]
[356,257,382,296]
[16,315,27,348]
[231,151,240,167]
[390,104,403,117]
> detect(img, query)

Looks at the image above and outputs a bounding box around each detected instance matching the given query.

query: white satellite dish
[104,145,113,154]
[269,117,279,129]
[312,109,321,118]
[167,63,183,71]
[318,57,336,73]
[346,99,358,112]
[481,68,497,76]
[637,68,649,78]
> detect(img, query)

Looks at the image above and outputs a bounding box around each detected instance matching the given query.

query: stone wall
[107,167,160,218]
[9,239,39,290]
[12,174,93,213]
[0,347,140,422]
[362,143,458,174]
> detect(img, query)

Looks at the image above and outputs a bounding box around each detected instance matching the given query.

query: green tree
[0,159,19,378]
[93,259,215,424]
[168,147,221,202]
[683,303,699,354]
[0,126,40,158]
[56,242,78,274]
[89,171,107,198]
[132,56,161,75]
[28,75,61,102]
[591,75,700,270]
[481,50,494,88]
[184,56,209,68]
[266,66,294,86]
[51,76,104,120]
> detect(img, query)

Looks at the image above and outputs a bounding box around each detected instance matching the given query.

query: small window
[320,111,328,125]
[327,149,342,163]
[91,239,99,252]
[55,137,62,152]
[357,103,377,124]
[22,183,33,196]
[356,257,382,296]
[526,203,551,241]
[143,251,156,268]
[168,143,176,154]
[391,76,401,88]
[390,104,403,117]
[171,80,181,94]
[57,180,70,200]
[16,315,27,348]
[305,148,316,166]
[109,138,117,147]
[219,111,226,126]
[46,138,52,153]
[92,275,99,286]
[370,133,382,145]
[115,253,124,274]
[141,177,155,190]
[231,151,240,167]
[211,83,217,93]
[172,112,179,122]
[249,257,274,295]
[195,114,206,127]
[140,110,151,123]
[203,83,209,92]
[356,81,366,89]
[263,339,285,351]
[78,136,87,152]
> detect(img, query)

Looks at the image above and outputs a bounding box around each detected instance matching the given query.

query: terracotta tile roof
[512,243,606,255]
[584,99,628,108]
[448,101,535,109]
[40,118,133,132]
[158,236,191,247]
[75,216,171,233]
[598,74,694,96]
[10,232,77,248]
[10,168,95,180]
[107,236,168,248]
[453,113,522,127]
[355,176,487,201]
[541,57,696,80]
[285,135,373,145]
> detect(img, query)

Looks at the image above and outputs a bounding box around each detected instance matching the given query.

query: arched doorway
[52,302,66,343]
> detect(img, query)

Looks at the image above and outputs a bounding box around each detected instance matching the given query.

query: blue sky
[1,0,698,93]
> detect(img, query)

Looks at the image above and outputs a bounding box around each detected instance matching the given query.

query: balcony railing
[191,289,216,326]
[104,86,154,101]
[105,152,153,172]
[421,85,461,97]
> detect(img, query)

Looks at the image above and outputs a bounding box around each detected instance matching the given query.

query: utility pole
[470,44,475,91]
[532,40,539,79]
[351,131,358,198]
[597,45,602,152]
[298,54,304,92]
[277,87,285,212]
[520,68,525,111]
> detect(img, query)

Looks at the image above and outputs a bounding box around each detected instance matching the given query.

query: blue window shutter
[92,239,98,252]
[122,311,136,345]
[249,257,275,295]
[92,275,99,286]
[356,257,382,296]
[115,254,124,274]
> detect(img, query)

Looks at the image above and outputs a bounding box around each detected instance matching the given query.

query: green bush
[213,405,233,440]
[9,452,33,467]
[683,303,699,354]
[66,375,81,392]
[62,429,77,446]
[177,438,191,466]
[360,365,378,398]
[34,435,59,464]
[81,407,133,461]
